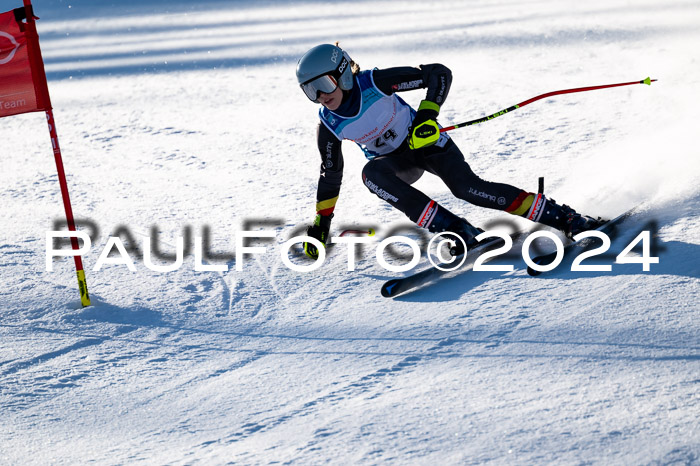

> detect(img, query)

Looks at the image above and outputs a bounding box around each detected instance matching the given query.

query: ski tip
[527,267,542,277]
[381,279,400,298]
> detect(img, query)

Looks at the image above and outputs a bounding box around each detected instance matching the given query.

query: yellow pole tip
[368,228,376,237]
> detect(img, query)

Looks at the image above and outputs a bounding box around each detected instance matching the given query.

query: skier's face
[318,86,343,111]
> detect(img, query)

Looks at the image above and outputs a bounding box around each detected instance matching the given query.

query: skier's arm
[303,123,344,260]
[373,64,452,149]
[372,64,452,105]
[315,122,344,217]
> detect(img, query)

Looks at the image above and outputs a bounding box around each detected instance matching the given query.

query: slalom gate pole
[23,0,91,306]
[45,109,91,306]
[440,77,657,133]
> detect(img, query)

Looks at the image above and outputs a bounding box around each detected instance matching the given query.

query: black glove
[304,213,333,260]
[408,100,441,150]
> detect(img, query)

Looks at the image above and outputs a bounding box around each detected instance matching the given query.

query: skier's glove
[304,213,333,260]
[408,100,441,150]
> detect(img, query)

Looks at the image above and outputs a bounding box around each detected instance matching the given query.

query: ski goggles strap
[301,74,338,102]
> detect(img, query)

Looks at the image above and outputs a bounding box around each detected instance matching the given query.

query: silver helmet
[296,44,353,102]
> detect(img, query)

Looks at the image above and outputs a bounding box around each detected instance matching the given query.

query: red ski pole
[440,77,657,133]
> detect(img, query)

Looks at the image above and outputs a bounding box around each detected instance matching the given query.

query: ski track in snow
[1,0,700,463]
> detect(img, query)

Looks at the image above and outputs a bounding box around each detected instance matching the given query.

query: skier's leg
[361,155,425,220]
[421,141,523,211]
[421,141,603,238]
[509,193,605,239]
[361,156,480,244]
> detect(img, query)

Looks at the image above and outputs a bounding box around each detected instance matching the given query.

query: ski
[381,230,523,298]
[526,205,639,276]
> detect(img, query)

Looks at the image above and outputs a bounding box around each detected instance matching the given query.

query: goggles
[300,74,339,102]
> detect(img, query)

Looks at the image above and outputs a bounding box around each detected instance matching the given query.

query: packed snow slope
[1,0,699,463]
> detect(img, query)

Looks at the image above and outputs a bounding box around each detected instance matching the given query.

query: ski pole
[339,228,376,237]
[440,77,656,133]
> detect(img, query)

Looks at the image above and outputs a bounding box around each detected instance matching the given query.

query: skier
[296,43,603,259]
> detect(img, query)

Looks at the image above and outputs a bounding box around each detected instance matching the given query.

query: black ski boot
[425,203,483,256]
[445,218,485,256]
[534,196,606,239]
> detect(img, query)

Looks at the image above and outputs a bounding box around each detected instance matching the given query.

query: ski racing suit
[313,64,541,231]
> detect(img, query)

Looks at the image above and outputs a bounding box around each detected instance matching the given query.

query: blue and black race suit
[314,64,527,225]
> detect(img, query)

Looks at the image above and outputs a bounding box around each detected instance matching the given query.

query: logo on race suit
[0,31,20,65]
[527,194,546,221]
[325,141,334,168]
[392,79,423,92]
[468,187,497,202]
[391,79,423,91]
[436,75,447,104]
[417,201,437,228]
[364,176,399,203]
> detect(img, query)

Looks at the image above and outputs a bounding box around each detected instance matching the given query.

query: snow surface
[1,0,699,463]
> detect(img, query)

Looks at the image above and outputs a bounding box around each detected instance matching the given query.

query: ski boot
[445,218,485,256]
[533,195,606,239]
[424,203,483,256]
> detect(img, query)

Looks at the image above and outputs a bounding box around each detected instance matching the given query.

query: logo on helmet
[330,48,339,64]
[338,58,348,74]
